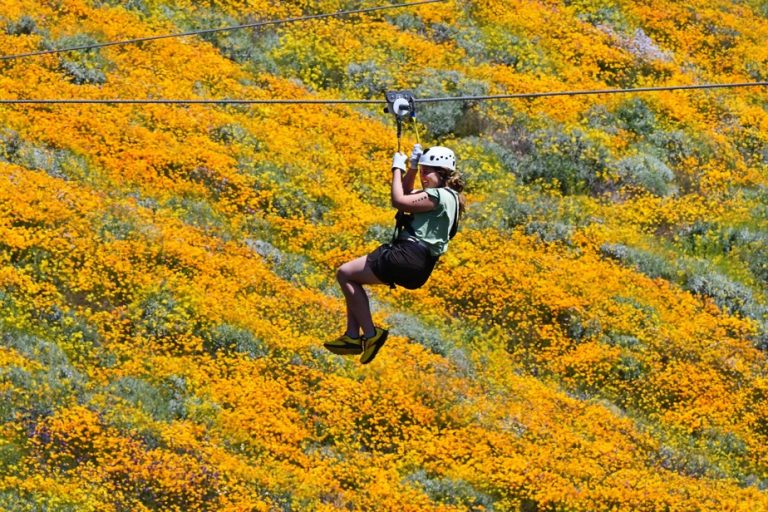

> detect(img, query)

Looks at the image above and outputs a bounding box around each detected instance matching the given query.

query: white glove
[392,152,407,172]
[409,143,423,169]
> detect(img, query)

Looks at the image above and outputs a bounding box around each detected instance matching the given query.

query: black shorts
[367,239,439,290]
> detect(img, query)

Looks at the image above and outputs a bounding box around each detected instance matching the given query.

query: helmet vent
[418,146,456,171]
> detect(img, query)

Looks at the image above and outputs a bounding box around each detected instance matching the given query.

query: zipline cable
[0,98,382,104]
[414,81,768,102]
[2,81,767,105]
[0,0,446,61]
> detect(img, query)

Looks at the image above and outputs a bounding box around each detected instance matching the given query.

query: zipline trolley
[384,90,418,151]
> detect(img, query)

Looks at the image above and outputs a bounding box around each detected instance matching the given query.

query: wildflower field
[1,0,768,510]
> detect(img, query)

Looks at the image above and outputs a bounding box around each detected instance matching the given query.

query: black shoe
[360,327,388,365]
[324,334,363,355]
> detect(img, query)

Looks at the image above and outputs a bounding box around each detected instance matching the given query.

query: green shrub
[656,444,726,479]
[586,105,712,192]
[564,0,627,26]
[647,130,714,167]
[500,193,536,229]
[42,306,102,354]
[202,323,268,358]
[603,330,643,350]
[645,130,715,193]
[604,237,768,347]
[0,489,82,512]
[684,271,756,317]
[2,330,84,383]
[108,375,188,422]
[428,22,458,44]
[682,265,768,348]
[93,0,150,16]
[675,224,768,289]
[0,130,21,161]
[246,239,312,285]
[346,60,393,98]
[676,222,768,265]
[583,98,658,136]
[508,128,612,195]
[0,133,94,183]
[483,31,549,71]
[452,22,489,62]
[752,328,768,354]
[236,160,287,201]
[386,12,425,33]
[415,69,489,138]
[446,346,475,378]
[614,154,676,196]
[0,367,37,423]
[161,6,279,72]
[465,182,580,237]
[297,346,351,374]
[44,34,110,85]
[450,137,514,191]
[613,353,647,382]
[0,328,86,422]
[188,165,237,199]
[22,146,71,179]
[165,196,232,239]
[98,204,140,241]
[387,313,449,356]
[59,59,107,85]
[4,15,38,36]
[524,221,574,245]
[271,189,334,223]
[703,428,747,458]
[615,98,658,136]
[600,243,678,281]
[677,221,719,254]
[405,470,496,510]
[583,104,620,134]
[556,309,602,341]
[745,243,768,285]
[133,286,203,343]
[746,60,768,81]
[732,127,768,167]
[210,123,261,149]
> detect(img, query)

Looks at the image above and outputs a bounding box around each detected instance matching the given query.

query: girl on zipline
[325,144,465,364]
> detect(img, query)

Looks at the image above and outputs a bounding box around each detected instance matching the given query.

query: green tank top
[407,188,459,256]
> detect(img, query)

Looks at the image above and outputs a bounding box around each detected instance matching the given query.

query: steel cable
[1,82,766,105]
[0,0,446,61]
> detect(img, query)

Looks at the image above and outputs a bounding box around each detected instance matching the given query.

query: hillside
[1,0,768,510]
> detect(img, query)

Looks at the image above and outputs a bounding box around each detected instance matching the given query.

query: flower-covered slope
[0,0,768,510]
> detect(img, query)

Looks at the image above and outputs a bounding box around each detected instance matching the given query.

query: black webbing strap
[391,210,412,244]
[447,188,460,240]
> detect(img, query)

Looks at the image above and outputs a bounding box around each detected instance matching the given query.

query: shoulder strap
[445,188,460,240]
[391,210,414,243]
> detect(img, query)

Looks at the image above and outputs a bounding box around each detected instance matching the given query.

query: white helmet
[418,146,456,171]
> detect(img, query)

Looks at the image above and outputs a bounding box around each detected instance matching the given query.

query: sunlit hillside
[1,0,768,510]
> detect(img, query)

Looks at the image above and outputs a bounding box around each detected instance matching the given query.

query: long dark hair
[437,168,466,218]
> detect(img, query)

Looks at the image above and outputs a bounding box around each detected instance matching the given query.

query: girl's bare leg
[336,255,384,338]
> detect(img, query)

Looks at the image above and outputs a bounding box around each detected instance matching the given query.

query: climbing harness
[384,90,419,152]
[383,92,458,267]
[391,210,414,244]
